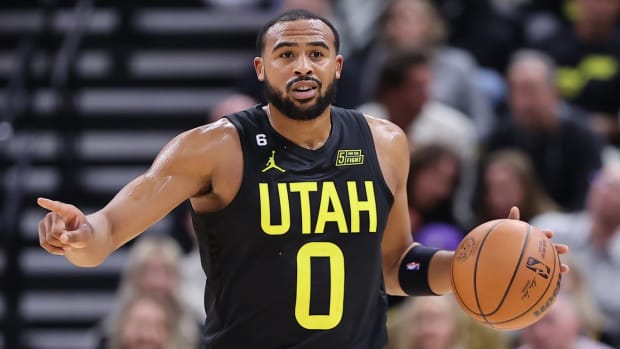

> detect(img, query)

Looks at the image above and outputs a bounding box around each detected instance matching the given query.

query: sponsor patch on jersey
[335,150,364,166]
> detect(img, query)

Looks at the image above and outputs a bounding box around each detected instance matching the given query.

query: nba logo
[406,261,421,271]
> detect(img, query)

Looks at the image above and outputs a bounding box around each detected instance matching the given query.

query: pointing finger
[37,197,61,211]
[37,198,80,223]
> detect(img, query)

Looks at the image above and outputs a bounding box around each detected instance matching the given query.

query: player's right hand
[37,197,93,255]
[507,205,569,273]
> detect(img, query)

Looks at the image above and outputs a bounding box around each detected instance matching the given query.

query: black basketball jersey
[192,105,394,349]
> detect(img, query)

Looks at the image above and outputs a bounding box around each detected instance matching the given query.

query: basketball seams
[471,220,505,327]
[487,235,561,327]
[472,222,495,326]
[473,221,530,326]
[451,220,501,318]
[451,219,502,320]
[481,222,531,318]
[451,219,562,330]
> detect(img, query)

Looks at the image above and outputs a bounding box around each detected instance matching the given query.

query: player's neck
[264,104,332,150]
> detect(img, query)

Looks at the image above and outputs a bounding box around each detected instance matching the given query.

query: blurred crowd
[105,0,620,348]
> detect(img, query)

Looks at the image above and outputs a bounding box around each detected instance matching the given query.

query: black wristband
[398,245,441,296]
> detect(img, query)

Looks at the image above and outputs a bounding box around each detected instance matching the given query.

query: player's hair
[256,9,341,55]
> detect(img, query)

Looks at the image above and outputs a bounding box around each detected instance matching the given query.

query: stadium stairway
[0,1,271,347]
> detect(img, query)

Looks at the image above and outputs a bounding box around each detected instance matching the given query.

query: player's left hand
[508,206,570,273]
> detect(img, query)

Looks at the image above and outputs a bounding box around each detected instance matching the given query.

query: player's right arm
[37,119,240,267]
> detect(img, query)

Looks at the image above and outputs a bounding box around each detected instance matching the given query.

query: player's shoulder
[183,117,238,144]
[163,117,241,161]
[363,113,408,148]
[361,112,410,190]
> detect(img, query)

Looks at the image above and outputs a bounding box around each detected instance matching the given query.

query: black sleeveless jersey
[192,105,394,349]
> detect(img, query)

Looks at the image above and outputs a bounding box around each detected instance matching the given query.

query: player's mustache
[286,76,322,90]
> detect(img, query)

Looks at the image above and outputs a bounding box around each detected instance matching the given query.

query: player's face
[255,19,343,121]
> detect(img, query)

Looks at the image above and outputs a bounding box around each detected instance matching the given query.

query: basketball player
[37,9,568,348]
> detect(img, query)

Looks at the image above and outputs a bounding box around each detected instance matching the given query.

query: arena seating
[0,0,271,347]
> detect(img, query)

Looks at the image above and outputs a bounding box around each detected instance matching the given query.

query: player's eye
[311,51,324,58]
[280,52,293,59]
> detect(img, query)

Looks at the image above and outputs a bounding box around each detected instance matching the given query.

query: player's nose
[294,55,313,76]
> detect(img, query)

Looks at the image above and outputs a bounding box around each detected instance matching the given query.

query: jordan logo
[262,150,286,173]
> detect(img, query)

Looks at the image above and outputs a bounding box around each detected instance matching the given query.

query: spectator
[517,291,613,349]
[407,144,465,244]
[358,49,479,227]
[332,0,389,56]
[208,93,258,122]
[433,0,524,74]
[95,236,200,349]
[386,143,465,308]
[358,0,495,138]
[107,293,187,349]
[532,162,620,348]
[485,49,603,211]
[556,254,607,341]
[203,0,267,10]
[385,295,510,349]
[179,207,208,321]
[532,0,620,141]
[357,50,477,163]
[474,149,560,224]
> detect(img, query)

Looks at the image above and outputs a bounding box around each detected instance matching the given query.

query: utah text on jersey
[258,180,378,235]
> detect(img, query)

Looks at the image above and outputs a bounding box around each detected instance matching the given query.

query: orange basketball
[450,219,561,330]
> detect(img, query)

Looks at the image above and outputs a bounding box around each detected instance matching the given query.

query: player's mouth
[290,81,319,101]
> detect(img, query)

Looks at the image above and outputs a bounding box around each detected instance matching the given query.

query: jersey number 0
[295,242,345,329]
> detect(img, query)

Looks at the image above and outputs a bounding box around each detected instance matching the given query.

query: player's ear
[254,57,265,81]
[335,55,343,80]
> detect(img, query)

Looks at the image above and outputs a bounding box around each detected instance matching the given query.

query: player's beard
[264,75,338,121]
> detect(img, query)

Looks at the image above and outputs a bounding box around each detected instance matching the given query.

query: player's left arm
[367,115,569,297]
[366,115,452,296]
[379,157,454,296]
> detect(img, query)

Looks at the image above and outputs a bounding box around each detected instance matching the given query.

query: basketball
[450,219,561,330]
